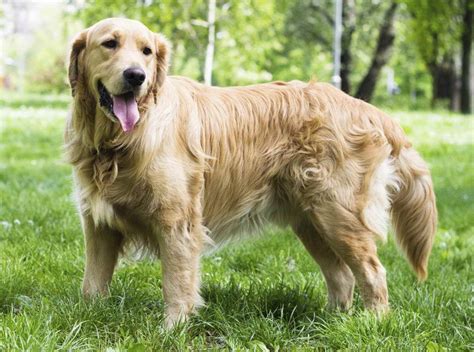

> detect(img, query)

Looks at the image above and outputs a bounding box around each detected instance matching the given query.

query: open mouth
[98,81,139,132]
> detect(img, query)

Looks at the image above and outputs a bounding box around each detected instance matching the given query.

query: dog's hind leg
[81,215,123,298]
[293,217,355,310]
[310,203,389,313]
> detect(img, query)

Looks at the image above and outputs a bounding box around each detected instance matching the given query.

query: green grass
[1,97,473,350]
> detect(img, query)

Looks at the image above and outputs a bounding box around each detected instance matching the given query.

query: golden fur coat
[65,18,437,327]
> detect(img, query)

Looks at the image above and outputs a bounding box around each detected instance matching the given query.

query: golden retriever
[65,18,437,328]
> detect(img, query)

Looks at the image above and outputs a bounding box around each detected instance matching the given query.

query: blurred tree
[76,1,293,85]
[355,1,398,101]
[401,0,465,110]
[285,0,399,102]
[204,0,216,85]
[77,1,316,86]
[212,0,291,85]
[341,0,356,93]
[1,0,466,111]
[379,7,432,109]
[2,1,81,93]
[77,0,208,80]
[460,0,473,114]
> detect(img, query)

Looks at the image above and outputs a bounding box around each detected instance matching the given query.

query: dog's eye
[143,47,152,55]
[102,40,118,49]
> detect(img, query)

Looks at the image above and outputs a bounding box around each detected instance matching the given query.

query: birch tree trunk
[204,0,216,85]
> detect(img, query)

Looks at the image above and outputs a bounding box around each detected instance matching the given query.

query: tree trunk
[204,0,216,85]
[355,1,398,102]
[460,0,473,114]
[429,56,457,109]
[340,0,356,93]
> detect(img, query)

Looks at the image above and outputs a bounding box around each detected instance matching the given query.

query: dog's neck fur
[65,82,164,195]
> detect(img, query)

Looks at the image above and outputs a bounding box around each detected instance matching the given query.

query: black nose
[123,67,146,87]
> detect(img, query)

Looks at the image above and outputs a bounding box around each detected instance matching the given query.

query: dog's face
[68,18,169,132]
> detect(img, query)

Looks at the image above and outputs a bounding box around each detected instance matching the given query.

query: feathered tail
[391,148,437,280]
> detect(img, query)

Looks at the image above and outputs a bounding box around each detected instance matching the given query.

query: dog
[65,18,437,328]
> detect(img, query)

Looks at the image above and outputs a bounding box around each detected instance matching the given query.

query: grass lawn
[0,94,473,350]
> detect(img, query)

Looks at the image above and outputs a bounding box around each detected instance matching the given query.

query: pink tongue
[112,94,139,132]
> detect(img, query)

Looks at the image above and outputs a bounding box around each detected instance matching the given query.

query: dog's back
[171,80,436,281]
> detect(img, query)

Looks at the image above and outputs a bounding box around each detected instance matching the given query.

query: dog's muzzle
[98,81,140,133]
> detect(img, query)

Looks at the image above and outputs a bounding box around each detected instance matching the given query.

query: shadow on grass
[201,279,327,324]
[0,277,37,315]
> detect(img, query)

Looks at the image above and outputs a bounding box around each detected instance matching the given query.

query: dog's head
[68,18,170,132]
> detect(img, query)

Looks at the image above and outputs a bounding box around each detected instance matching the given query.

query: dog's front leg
[81,214,123,298]
[158,218,204,329]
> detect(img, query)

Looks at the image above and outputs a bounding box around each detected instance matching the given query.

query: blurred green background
[1,0,472,113]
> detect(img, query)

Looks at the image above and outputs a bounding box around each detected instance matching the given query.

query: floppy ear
[68,30,88,97]
[154,33,171,89]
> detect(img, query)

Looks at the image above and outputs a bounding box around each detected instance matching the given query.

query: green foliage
[285,0,394,86]
[75,0,297,85]
[23,15,68,94]
[0,100,472,350]
[2,4,82,94]
[2,0,471,109]
[77,0,209,81]
[400,0,464,66]
[213,0,289,85]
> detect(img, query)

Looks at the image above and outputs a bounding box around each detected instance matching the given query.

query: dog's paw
[326,296,353,312]
[371,303,390,319]
[164,307,189,330]
[82,280,109,299]
[163,298,204,330]
[360,301,390,320]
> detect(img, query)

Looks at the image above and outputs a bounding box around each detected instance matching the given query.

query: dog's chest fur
[76,144,195,239]
[78,151,157,229]
[78,145,281,247]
